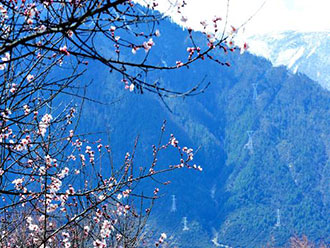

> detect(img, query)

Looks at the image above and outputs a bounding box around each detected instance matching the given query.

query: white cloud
[137,0,330,35]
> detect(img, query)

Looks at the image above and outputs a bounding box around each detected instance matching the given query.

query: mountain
[74,20,330,247]
[247,31,330,91]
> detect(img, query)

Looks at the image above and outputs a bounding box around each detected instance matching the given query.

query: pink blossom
[23,105,30,115]
[68,154,76,161]
[122,189,131,198]
[154,188,159,195]
[67,30,73,38]
[170,137,178,147]
[3,52,10,61]
[129,83,135,92]
[93,239,106,248]
[27,74,34,82]
[60,45,70,56]
[12,177,24,190]
[143,38,154,52]
[47,203,58,213]
[176,61,184,68]
[84,225,90,236]
[39,113,53,136]
[49,177,62,193]
[131,47,138,54]
[66,185,75,195]
[10,84,16,93]
[93,216,100,223]
[100,220,114,238]
[156,232,167,246]
[39,166,46,175]
[116,233,122,241]
[59,167,69,179]
[38,25,46,32]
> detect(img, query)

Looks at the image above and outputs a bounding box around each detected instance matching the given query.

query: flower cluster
[38,114,53,136]
[143,38,155,52]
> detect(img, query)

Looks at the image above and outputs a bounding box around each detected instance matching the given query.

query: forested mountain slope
[77,20,330,247]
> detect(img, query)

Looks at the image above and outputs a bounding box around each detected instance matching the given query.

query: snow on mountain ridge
[246,31,330,90]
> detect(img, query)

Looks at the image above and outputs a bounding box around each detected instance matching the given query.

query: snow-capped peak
[246,31,330,90]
